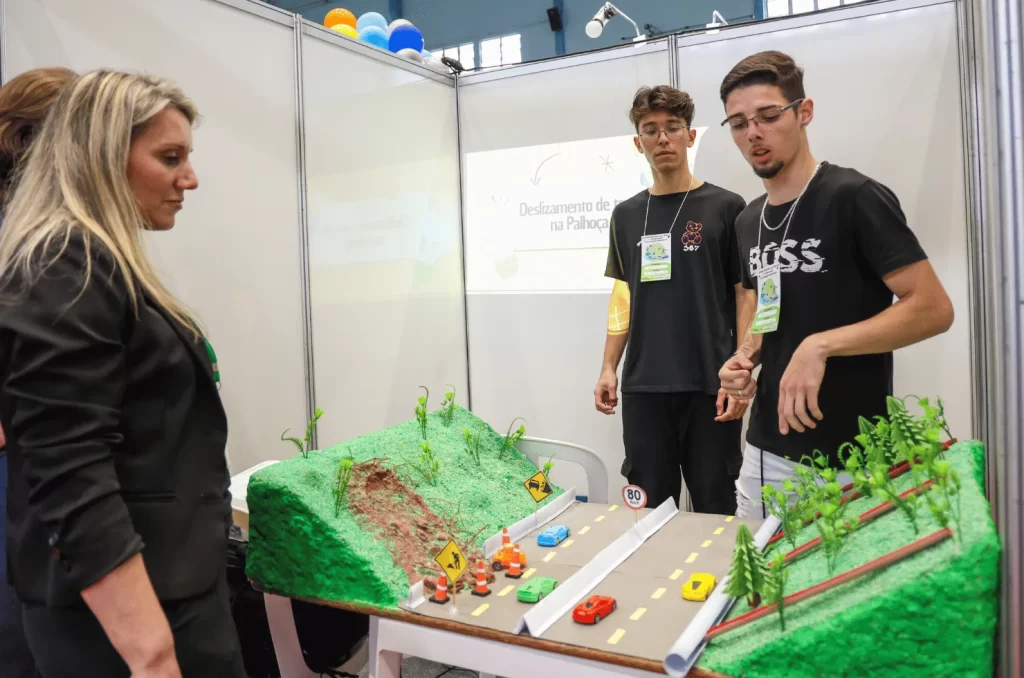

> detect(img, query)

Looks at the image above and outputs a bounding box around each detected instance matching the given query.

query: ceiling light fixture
[585,2,646,42]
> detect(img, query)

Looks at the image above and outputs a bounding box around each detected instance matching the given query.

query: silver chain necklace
[757,162,823,251]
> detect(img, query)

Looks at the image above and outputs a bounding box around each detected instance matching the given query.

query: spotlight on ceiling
[706,10,728,34]
[585,2,645,42]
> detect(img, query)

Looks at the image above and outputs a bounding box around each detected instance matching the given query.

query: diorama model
[537,524,571,546]
[572,596,618,625]
[517,577,558,604]
[681,573,717,602]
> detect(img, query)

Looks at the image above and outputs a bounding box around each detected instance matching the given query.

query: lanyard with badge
[202,335,221,388]
[637,174,695,282]
[750,162,823,334]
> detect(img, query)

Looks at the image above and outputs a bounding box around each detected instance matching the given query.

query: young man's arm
[598,214,629,415]
[716,284,757,421]
[776,179,954,435]
[597,329,628,415]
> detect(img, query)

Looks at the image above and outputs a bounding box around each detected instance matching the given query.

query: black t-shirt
[736,162,927,466]
[605,183,747,394]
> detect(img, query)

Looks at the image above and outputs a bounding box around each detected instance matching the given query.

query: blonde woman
[0,71,244,677]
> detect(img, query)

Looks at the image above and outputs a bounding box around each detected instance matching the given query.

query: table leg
[369,616,403,678]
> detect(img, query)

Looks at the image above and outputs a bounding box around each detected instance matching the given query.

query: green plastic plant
[411,441,440,485]
[724,524,766,608]
[462,423,484,466]
[499,418,527,459]
[439,384,457,428]
[542,454,557,481]
[414,386,429,441]
[333,453,355,516]
[795,451,858,574]
[762,551,789,631]
[281,407,325,460]
[840,440,919,534]
[924,457,963,540]
[761,483,804,551]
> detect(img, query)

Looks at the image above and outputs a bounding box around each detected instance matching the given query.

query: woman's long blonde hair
[0,70,200,337]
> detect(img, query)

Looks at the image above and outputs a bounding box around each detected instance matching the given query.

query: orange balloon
[323,8,356,29]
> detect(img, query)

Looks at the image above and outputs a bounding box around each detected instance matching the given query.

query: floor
[354,656,479,678]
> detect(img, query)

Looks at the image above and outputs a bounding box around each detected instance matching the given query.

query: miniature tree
[762,551,789,631]
[542,454,557,482]
[761,483,804,551]
[439,385,457,428]
[333,454,354,516]
[803,452,858,574]
[925,457,963,541]
[841,440,919,534]
[414,386,430,441]
[411,441,440,486]
[724,523,766,608]
[281,407,325,460]
[462,423,483,465]
[499,418,527,459]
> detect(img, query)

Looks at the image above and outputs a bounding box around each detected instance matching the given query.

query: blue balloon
[357,12,388,33]
[359,25,389,50]
[388,25,424,54]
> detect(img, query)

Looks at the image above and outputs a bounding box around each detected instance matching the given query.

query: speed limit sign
[622,485,648,510]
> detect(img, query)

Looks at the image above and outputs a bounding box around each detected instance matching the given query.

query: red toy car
[572,595,617,624]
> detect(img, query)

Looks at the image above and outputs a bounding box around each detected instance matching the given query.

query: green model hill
[699,441,1000,678]
[245,405,563,609]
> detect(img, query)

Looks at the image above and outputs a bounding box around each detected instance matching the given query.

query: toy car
[572,595,617,624]
[681,573,717,602]
[537,525,570,547]
[491,544,528,571]
[516,577,557,603]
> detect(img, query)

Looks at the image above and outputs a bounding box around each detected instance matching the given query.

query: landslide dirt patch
[346,459,493,594]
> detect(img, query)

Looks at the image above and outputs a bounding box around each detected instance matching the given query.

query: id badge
[751,263,781,334]
[639,234,672,282]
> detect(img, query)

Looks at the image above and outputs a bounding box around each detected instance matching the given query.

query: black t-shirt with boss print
[606,183,747,394]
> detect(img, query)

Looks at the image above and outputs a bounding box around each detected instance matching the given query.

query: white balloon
[397,48,423,62]
[387,18,413,35]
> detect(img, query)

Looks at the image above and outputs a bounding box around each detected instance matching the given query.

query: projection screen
[4,0,307,473]
[459,0,970,501]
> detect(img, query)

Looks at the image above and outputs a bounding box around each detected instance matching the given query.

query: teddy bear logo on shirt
[681,221,703,251]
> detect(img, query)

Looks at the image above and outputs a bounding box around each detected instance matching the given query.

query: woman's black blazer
[0,232,231,606]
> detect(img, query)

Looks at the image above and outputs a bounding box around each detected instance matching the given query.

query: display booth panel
[675,0,972,438]
[5,0,306,473]
[301,27,467,447]
[459,45,673,499]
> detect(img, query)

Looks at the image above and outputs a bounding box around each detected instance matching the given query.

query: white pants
[735,443,853,518]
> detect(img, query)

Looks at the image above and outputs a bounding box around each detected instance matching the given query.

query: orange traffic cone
[502,527,511,547]
[506,544,523,579]
[471,561,491,597]
[430,574,449,605]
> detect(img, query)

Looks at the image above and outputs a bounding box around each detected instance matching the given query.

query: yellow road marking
[651,587,667,600]
[497,585,515,597]
[471,604,489,617]
[669,569,684,581]
[607,629,626,645]
[561,539,575,549]
[543,552,557,563]
[579,525,591,535]
[714,527,725,535]
[595,515,606,522]
[630,607,647,621]
[725,516,735,522]
[701,540,713,548]
[609,504,619,511]
[522,568,536,580]
[685,553,699,564]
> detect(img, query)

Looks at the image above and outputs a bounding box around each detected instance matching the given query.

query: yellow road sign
[523,471,553,502]
[434,539,468,584]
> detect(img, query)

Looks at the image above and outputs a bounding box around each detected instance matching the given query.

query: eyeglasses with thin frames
[721,99,805,132]
[638,124,690,143]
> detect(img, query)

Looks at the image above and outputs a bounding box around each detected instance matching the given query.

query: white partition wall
[5,0,308,473]
[459,43,672,500]
[300,25,467,446]
[674,0,972,437]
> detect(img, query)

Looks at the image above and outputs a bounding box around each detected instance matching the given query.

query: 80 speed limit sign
[622,485,648,510]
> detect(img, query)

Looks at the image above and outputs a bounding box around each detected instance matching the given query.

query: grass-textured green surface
[245,406,563,608]
[698,441,1000,677]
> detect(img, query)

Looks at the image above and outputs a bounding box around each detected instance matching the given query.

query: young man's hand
[714,388,749,422]
[719,350,757,400]
[595,369,619,414]
[777,335,828,434]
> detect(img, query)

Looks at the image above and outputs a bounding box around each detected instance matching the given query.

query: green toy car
[516,577,558,603]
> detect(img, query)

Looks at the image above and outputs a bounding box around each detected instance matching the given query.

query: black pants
[621,391,741,514]
[22,575,246,678]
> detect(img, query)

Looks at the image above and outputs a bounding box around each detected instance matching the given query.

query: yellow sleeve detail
[608,279,630,334]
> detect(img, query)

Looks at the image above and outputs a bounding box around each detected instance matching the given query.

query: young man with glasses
[716,51,954,516]
[595,85,753,514]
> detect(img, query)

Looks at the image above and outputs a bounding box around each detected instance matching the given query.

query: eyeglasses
[639,124,689,143]
[721,99,805,132]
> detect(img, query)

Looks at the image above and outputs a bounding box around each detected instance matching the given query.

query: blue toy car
[537,525,570,547]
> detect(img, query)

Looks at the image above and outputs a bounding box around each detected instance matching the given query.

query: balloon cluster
[323,8,446,71]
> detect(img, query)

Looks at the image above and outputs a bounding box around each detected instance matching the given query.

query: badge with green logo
[639,233,671,282]
[751,263,781,334]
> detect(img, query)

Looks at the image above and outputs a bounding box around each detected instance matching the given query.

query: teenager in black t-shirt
[595,85,753,514]
[715,51,954,517]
